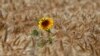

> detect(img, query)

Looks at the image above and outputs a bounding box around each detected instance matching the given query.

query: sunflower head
[38,17,54,30]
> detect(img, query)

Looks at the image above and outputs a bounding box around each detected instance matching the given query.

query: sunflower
[38,17,54,30]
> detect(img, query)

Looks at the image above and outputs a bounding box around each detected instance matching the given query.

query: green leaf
[46,29,51,33]
[31,29,39,36]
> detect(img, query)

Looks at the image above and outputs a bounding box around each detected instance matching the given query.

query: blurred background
[0,0,100,56]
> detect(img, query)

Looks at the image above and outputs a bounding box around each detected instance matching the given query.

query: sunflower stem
[47,30,53,44]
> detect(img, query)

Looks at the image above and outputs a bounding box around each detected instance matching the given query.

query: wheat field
[0,0,100,56]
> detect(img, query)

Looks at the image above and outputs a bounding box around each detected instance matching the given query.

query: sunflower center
[42,20,49,27]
